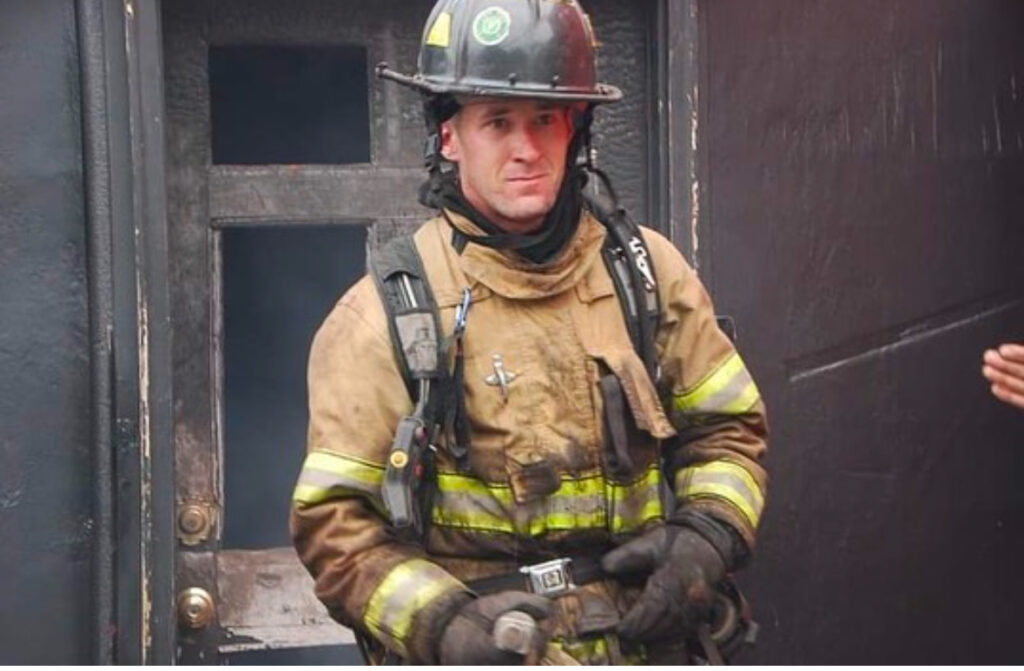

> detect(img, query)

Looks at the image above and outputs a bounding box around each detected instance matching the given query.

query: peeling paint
[930,49,939,155]
[689,82,700,272]
[992,95,1003,154]
[0,489,23,511]
[136,260,153,663]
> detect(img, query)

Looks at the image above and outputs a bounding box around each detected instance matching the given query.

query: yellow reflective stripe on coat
[363,558,464,659]
[675,352,761,416]
[292,450,385,508]
[432,465,663,535]
[608,466,665,534]
[675,461,764,529]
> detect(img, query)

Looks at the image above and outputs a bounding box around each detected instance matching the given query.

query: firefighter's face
[441,98,574,234]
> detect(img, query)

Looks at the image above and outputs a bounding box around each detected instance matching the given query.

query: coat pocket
[504,444,561,505]
[594,348,676,441]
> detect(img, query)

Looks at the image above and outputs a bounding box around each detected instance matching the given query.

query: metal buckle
[520,558,575,596]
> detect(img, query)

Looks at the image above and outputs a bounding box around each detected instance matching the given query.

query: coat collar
[438,208,607,300]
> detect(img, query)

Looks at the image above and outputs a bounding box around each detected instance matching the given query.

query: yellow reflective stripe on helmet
[363,558,464,658]
[432,465,664,536]
[675,461,764,529]
[425,11,452,47]
[292,451,385,508]
[674,352,761,416]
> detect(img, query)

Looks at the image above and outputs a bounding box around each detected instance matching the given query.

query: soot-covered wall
[0,0,94,663]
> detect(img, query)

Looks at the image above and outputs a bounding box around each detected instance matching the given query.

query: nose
[510,125,542,163]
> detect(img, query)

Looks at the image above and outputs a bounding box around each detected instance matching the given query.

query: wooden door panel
[217,548,355,653]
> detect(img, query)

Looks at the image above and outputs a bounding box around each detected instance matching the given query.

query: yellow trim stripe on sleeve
[674,352,761,416]
[363,558,464,658]
[676,461,764,529]
[291,450,385,508]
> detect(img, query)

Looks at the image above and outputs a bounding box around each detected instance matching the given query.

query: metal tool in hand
[493,610,537,656]
[493,611,581,666]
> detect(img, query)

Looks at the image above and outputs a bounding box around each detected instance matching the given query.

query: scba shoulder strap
[368,234,445,539]
[369,234,444,406]
[586,194,662,383]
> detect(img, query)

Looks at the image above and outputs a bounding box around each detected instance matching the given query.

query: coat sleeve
[289,276,472,663]
[642,230,769,555]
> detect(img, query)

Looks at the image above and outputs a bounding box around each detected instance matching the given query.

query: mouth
[506,174,548,184]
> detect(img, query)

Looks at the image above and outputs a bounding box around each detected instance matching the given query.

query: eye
[486,117,510,131]
[535,112,556,126]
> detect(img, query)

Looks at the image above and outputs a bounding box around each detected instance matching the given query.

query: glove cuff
[670,508,750,572]
[421,589,476,664]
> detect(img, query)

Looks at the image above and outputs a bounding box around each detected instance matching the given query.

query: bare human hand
[983,343,1024,410]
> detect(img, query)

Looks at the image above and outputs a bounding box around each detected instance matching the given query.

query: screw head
[177,587,215,629]
[178,505,209,536]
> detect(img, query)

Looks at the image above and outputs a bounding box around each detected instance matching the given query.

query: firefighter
[290,0,768,664]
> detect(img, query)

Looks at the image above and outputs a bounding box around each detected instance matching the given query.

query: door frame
[80,0,177,663]
[135,0,705,664]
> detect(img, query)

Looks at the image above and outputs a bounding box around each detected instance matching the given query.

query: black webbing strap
[370,234,471,469]
[587,195,662,384]
[369,234,445,406]
[465,556,609,595]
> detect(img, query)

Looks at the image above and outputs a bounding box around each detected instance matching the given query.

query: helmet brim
[377,64,623,104]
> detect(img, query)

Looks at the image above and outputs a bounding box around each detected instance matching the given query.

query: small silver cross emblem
[484,354,518,404]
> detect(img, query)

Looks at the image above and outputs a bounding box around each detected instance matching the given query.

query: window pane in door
[209,45,371,165]
[221,224,367,549]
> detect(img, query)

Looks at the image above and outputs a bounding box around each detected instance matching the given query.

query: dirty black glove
[438,590,553,665]
[601,524,725,643]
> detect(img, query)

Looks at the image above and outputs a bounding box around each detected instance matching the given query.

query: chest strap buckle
[520,558,576,597]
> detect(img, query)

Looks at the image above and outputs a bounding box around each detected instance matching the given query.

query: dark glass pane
[209,46,370,164]
[222,224,367,549]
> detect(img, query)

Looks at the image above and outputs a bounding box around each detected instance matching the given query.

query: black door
[698,1,1024,662]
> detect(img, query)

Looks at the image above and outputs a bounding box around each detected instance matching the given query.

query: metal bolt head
[178,505,209,536]
[177,587,215,629]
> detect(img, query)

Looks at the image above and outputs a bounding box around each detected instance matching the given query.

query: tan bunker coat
[290,210,768,663]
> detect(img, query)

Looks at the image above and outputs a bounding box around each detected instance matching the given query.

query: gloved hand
[438,590,554,665]
[601,524,725,643]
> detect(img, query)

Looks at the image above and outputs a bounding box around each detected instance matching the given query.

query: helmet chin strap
[418,95,459,209]
[575,103,622,211]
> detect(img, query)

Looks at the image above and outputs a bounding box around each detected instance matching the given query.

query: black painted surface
[0,0,93,663]
[702,0,1024,663]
